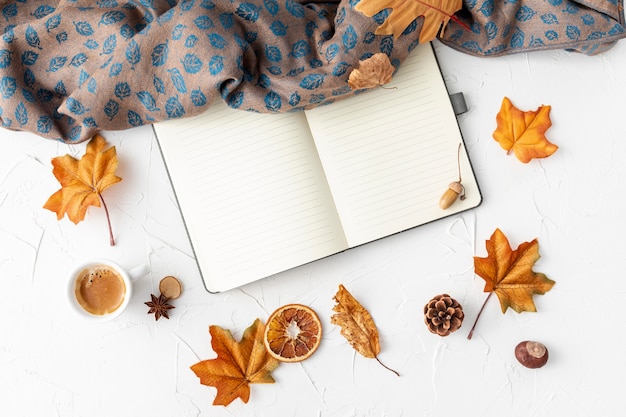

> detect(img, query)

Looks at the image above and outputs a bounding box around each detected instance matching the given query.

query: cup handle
[128,263,150,281]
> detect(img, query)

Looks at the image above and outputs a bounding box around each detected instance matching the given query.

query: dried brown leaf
[356,0,464,41]
[348,53,396,90]
[331,284,399,375]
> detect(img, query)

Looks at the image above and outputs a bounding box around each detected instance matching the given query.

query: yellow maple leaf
[468,228,556,339]
[492,97,558,163]
[355,0,464,41]
[190,319,280,406]
[43,134,122,245]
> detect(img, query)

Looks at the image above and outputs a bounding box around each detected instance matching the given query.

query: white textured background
[1,39,625,416]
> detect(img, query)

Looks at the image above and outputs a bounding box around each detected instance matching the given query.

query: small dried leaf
[331,284,380,358]
[331,284,399,375]
[348,53,395,90]
[190,319,280,406]
[492,97,558,163]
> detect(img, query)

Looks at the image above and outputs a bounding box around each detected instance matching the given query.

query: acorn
[439,143,466,210]
[439,181,465,209]
[515,341,549,369]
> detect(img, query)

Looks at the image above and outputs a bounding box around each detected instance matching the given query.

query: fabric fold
[0,0,624,143]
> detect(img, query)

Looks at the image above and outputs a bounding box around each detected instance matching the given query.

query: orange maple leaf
[190,319,280,406]
[468,228,555,339]
[43,134,122,245]
[355,0,464,41]
[492,97,558,163]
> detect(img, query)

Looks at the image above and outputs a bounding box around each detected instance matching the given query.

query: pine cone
[424,294,464,336]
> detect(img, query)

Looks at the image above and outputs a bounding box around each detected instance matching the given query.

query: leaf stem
[99,193,115,246]
[414,0,472,32]
[375,355,400,377]
[467,292,493,340]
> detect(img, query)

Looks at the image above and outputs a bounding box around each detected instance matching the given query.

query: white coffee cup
[67,259,149,322]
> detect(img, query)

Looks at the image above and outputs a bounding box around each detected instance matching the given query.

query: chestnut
[515,341,548,369]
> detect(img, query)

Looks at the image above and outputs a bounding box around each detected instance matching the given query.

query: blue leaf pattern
[32,5,55,19]
[165,96,185,118]
[0,50,11,69]
[15,102,28,125]
[289,40,310,58]
[45,14,61,32]
[48,55,67,72]
[516,6,536,22]
[300,74,324,90]
[194,15,214,30]
[0,0,622,141]
[37,116,52,134]
[285,0,305,18]
[109,63,122,76]
[66,97,89,115]
[270,21,287,36]
[541,14,559,24]
[104,99,119,120]
[23,68,35,87]
[236,3,260,22]
[87,78,97,94]
[227,91,244,108]
[181,53,203,74]
[114,81,131,99]
[265,45,282,62]
[151,41,169,67]
[168,68,187,93]
[125,39,141,66]
[566,25,581,40]
[25,26,42,49]
[74,21,94,36]
[342,24,357,51]
[380,36,393,55]
[510,27,525,48]
[264,0,279,17]
[479,0,494,17]
[153,75,165,94]
[127,110,143,126]
[191,88,207,106]
[103,34,117,54]
[208,33,227,48]
[486,21,498,41]
[208,55,223,75]
[264,90,281,111]
[0,76,17,99]
[100,11,126,26]
[324,43,338,62]
[70,53,87,67]
[137,91,159,111]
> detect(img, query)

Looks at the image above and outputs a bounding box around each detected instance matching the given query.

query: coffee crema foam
[74,265,126,316]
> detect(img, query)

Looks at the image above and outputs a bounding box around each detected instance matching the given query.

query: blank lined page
[154,102,347,292]
[305,44,481,246]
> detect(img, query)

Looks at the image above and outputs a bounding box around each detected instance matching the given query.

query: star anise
[145,293,175,320]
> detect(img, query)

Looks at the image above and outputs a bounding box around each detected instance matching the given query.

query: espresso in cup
[74,264,127,316]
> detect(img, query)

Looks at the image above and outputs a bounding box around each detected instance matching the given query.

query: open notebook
[153,44,482,292]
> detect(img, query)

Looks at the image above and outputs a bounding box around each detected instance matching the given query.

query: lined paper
[153,43,481,292]
[154,103,347,292]
[305,45,481,246]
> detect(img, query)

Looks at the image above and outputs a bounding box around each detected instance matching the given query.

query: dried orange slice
[263,304,322,363]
